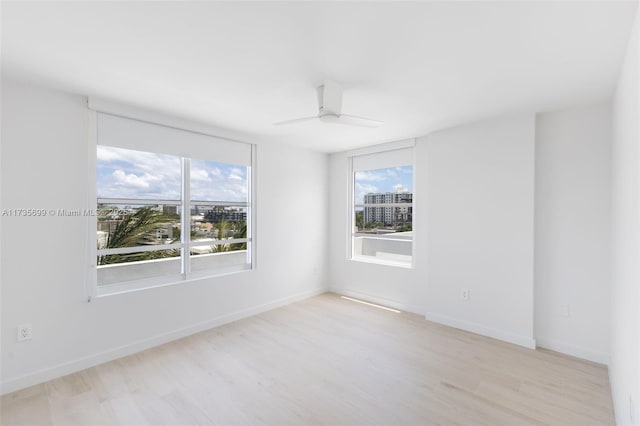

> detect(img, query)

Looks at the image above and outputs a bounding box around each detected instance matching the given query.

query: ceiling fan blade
[337,114,384,128]
[273,116,318,126]
[276,80,383,128]
[320,80,343,115]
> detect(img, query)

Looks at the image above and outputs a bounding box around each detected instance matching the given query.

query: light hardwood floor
[1,293,614,425]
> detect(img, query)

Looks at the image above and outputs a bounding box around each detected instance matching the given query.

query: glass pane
[354,166,413,231]
[190,159,249,202]
[97,204,181,250]
[190,203,248,272]
[97,146,181,200]
[190,204,247,241]
[354,165,413,266]
[190,242,250,273]
[97,249,181,285]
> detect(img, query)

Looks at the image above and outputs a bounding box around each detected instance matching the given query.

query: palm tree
[210,219,232,253]
[207,220,248,253]
[98,207,179,265]
[230,221,247,251]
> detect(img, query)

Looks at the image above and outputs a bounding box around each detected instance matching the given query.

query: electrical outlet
[462,289,470,301]
[561,304,570,317]
[17,324,32,342]
[631,396,635,423]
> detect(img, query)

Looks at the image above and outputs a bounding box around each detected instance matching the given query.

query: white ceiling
[1,1,637,152]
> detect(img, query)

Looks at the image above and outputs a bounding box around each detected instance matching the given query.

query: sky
[355,166,413,204]
[97,146,248,202]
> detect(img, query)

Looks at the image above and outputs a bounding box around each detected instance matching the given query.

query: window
[92,112,253,295]
[350,146,414,267]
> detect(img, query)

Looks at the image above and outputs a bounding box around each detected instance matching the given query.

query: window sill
[94,263,252,298]
[349,255,413,269]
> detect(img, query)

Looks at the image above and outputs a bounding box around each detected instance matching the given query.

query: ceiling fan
[274,80,383,128]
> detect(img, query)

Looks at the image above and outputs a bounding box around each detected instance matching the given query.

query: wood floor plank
[1,293,615,425]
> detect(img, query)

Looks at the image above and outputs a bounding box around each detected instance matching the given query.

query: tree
[207,220,248,253]
[355,211,364,230]
[230,221,247,251]
[98,207,179,265]
[210,220,232,253]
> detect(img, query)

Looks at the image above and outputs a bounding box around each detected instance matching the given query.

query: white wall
[327,151,424,313]
[0,79,329,394]
[328,114,536,348]
[610,8,640,425]
[423,115,536,348]
[535,103,612,364]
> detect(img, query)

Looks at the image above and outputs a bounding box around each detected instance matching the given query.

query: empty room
[1,1,639,425]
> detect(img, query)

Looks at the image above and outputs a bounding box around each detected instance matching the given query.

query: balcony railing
[353,232,412,266]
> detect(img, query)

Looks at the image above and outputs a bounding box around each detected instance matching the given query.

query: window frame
[347,141,415,269]
[87,109,256,299]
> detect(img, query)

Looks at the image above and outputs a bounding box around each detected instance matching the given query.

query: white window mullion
[98,243,183,256]
[348,156,355,259]
[87,110,99,302]
[189,238,250,247]
[247,145,255,268]
[355,203,413,208]
[98,198,182,206]
[189,200,248,207]
[181,157,191,276]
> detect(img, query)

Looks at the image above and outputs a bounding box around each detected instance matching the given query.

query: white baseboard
[425,311,536,349]
[608,369,625,426]
[535,336,609,365]
[0,287,326,395]
[329,287,424,315]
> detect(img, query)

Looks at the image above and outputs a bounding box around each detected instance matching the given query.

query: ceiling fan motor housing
[318,80,343,116]
[273,79,381,127]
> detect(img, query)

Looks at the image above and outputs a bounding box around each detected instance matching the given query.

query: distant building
[162,205,179,215]
[204,208,247,224]
[363,190,412,227]
[97,220,120,235]
[97,231,108,249]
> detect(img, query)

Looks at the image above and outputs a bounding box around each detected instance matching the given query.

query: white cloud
[112,169,151,189]
[355,182,379,204]
[228,167,245,181]
[190,168,211,182]
[394,184,408,193]
[98,146,181,200]
[190,161,247,202]
[355,170,387,182]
